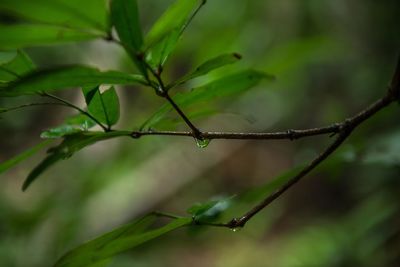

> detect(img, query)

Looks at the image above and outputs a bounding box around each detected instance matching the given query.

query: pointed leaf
[145,0,205,69]
[0,24,103,50]
[1,66,147,96]
[111,0,143,52]
[22,131,130,190]
[169,53,242,88]
[141,69,275,129]
[0,140,52,175]
[54,215,191,267]
[83,86,120,127]
[0,0,108,32]
[146,0,201,45]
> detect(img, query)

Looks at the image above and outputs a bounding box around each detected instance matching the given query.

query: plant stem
[42,93,109,132]
[142,61,203,139]
[226,90,395,228]
[129,124,341,140]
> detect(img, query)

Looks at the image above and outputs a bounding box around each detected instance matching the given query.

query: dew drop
[195,138,210,148]
[231,227,242,232]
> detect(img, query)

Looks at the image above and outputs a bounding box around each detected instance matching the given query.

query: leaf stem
[141,60,203,139]
[41,92,109,132]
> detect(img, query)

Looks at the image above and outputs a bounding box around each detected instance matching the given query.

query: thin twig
[141,60,203,139]
[226,87,397,229]
[130,124,342,140]
[0,102,68,113]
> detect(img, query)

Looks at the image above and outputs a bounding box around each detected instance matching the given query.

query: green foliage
[0,0,108,32]
[0,50,35,83]
[141,69,274,129]
[0,140,53,175]
[82,86,120,128]
[2,1,394,266]
[0,25,103,50]
[54,215,192,267]
[41,114,96,139]
[168,53,242,89]
[144,0,205,70]
[0,0,109,49]
[110,0,143,52]
[1,66,146,96]
[187,197,234,222]
[22,131,130,191]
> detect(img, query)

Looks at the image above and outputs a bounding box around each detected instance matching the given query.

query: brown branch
[130,124,342,140]
[141,60,203,139]
[225,87,397,229]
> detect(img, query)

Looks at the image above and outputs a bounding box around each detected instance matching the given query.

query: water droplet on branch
[195,138,210,148]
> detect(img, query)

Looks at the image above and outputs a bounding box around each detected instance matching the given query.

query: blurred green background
[0,0,400,266]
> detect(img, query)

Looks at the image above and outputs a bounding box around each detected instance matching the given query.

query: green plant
[0,0,399,266]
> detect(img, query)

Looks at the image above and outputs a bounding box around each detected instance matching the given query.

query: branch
[141,61,203,139]
[226,88,396,229]
[129,124,342,140]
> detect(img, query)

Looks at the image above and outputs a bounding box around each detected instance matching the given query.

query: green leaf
[0,140,53,175]
[110,0,143,52]
[141,69,275,129]
[41,125,84,139]
[0,24,103,50]
[41,114,96,139]
[0,0,109,32]
[187,196,234,222]
[65,114,97,130]
[169,53,242,88]
[0,50,36,83]
[22,131,130,191]
[0,51,18,65]
[145,28,181,71]
[54,215,192,267]
[1,66,147,96]
[83,86,120,127]
[145,0,205,69]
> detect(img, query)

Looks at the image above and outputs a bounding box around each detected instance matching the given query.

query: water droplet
[231,227,242,232]
[195,138,210,148]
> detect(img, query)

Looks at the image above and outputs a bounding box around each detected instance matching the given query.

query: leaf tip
[21,181,29,192]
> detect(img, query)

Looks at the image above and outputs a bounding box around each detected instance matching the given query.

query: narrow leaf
[1,66,147,96]
[111,0,143,52]
[141,69,275,129]
[169,53,242,88]
[54,215,192,267]
[146,0,201,45]
[83,86,120,127]
[0,140,52,175]
[0,24,102,50]
[22,131,130,190]
[145,0,205,69]
[0,0,108,32]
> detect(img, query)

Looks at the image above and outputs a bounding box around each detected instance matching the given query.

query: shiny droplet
[231,227,242,232]
[195,138,210,148]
